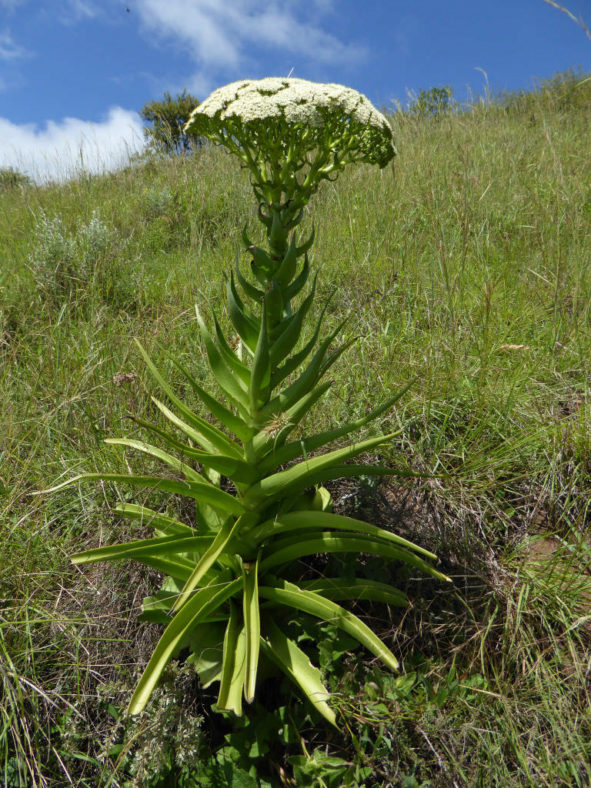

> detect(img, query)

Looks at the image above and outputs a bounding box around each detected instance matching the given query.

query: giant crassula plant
[42,78,448,725]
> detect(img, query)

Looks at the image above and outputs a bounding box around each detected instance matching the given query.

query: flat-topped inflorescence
[185,77,396,212]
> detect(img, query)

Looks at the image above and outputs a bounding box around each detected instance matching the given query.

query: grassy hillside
[1,73,591,786]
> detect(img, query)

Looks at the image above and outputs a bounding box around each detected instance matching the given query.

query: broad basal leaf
[248,510,440,560]
[217,601,247,715]
[242,554,260,703]
[129,579,241,715]
[259,579,399,673]
[36,473,246,516]
[261,616,335,726]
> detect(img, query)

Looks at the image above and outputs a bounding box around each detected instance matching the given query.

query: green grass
[1,72,591,786]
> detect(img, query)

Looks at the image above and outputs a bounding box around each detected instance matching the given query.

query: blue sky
[1,0,590,181]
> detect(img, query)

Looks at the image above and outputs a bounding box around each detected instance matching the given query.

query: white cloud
[0,0,95,13]
[0,29,29,60]
[58,0,100,24]
[68,0,98,17]
[133,0,366,80]
[0,107,145,182]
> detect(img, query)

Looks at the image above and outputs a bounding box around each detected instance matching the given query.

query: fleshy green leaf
[71,534,212,564]
[244,433,396,506]
[227,272,259,353]
[173,360,255,443]
[140,584,182,623]
[151,397,245,462]
[300,577,408,606]
[129,579,242,715]
[259,532,449,582]
[248,510,439,561]
[270,290,335,389]
[195,309,251,414]
[274,232,298,285]
[135,340,242,457]
[113,429,257,484]
[212,314,251,387]
[268,277,315,366]
[283,252,310,302]
[235,247,264,302]
[252,381,332,460]
[217,602,246,715]
[36,473,246,516]
[249,301,271,413]
[93,552,194,583]
[129,415,209,461]
[260,322,347,421]
[104,438,203,482]
[114,503,195,536]
[294,226,315,258]
[185,621,226,687]
[265,279,285,328]
[170,512,251,613]
[129,413,253,485]
[259,580,399,672]
[242,554,260,703]
[258,381,414,473]
[261,617,335,726]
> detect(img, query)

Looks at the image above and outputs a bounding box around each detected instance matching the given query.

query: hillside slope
[1,73,590,786]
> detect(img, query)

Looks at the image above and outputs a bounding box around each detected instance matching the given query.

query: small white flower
[185,77,395,169]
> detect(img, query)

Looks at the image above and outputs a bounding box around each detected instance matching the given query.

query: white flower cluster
[185,77,395,168]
